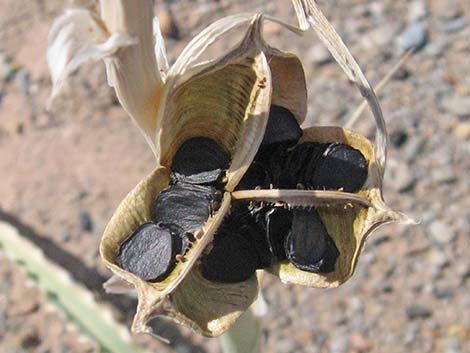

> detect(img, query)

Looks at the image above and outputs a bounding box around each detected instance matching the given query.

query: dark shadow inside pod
[171,137,230,185]
[200,229,259,283]
[116,223,181,282]
[285,208,339,273]
[309,142,368,192]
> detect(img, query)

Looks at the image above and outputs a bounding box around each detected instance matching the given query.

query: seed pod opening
[265,126,408,288]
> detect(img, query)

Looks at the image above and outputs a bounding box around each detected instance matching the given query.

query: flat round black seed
[171,137,230,184]
[285,209,339,273]
[310,143,368,193]
[201,231,258,283]
[239,218,273,269]
[152,183,214,235]
[116,223,179,281]
[262,105,303,146]
[266,207,293,260]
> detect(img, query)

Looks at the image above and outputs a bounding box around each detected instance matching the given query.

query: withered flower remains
[48,0,412,338]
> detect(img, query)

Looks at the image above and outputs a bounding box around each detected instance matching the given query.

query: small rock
[427,221,457,245]
[431,167,456,184]
[390,130,408,147]
[440,16,467,33]
[406,304,433,320]
[404,323,420,344]
[408,0,428,22]
[0,52,15,82]
[386,160,416,193]
[440,94,470,117]
[444,337,462,353]
[397,22,428,51]
[79,210,93,232]
[14,69,31,96]
[453,122,470,139]
[432,286,454,299]
[349,332,371,352]
[308,44,332,65]
[329,331,349,353]
[402,135,425,162]
[428,250,450,278]
[376,281,393,293]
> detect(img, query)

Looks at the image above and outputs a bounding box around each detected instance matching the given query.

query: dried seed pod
[116,223,180,281]
[285,208,339,273]
[171,137,230,185]
[152,183,215,236]
[100,16,274,336]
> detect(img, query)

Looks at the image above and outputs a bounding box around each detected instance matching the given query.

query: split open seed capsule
[94,10,410,338]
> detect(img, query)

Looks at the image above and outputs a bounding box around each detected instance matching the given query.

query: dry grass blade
[346,49,414,129]
[231,189,371,207]
[292,0,387,176]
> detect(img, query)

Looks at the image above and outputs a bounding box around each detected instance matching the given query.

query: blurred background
[0,0,469,352]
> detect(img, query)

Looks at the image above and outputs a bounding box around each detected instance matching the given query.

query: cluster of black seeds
[201,105,368,283]
[116,105,369,284]
[116,137,229,282]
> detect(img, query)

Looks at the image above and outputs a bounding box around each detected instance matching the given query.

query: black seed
[201,231,258,283]
[171,137,230,184]
[220,203,273,268]
[116,223,179,281]
[309,143,368,192]
[280,143,324,188]
[152,183,214,236]
[262,105,302,146]
[285,209,339,273]
[265,207,292,260]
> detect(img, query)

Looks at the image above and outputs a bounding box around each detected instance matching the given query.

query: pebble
[14,70,30,96]
[390,129,408,148]
[444,337,462,353]
[402,135,425,162]
[427,221,457,245]
[406,304,433,320]
[440,94,470,117]
[0,52,15,82]
[431,285,454,299]
[453,122,470,139]
[79,210,93,232]
[440,17,467,33]
[404,323,420,344]
[428,250,450,278]
[397,22,428,51]
[349,332,371,352]
[431,167,456,184]
[408,0,428,22]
